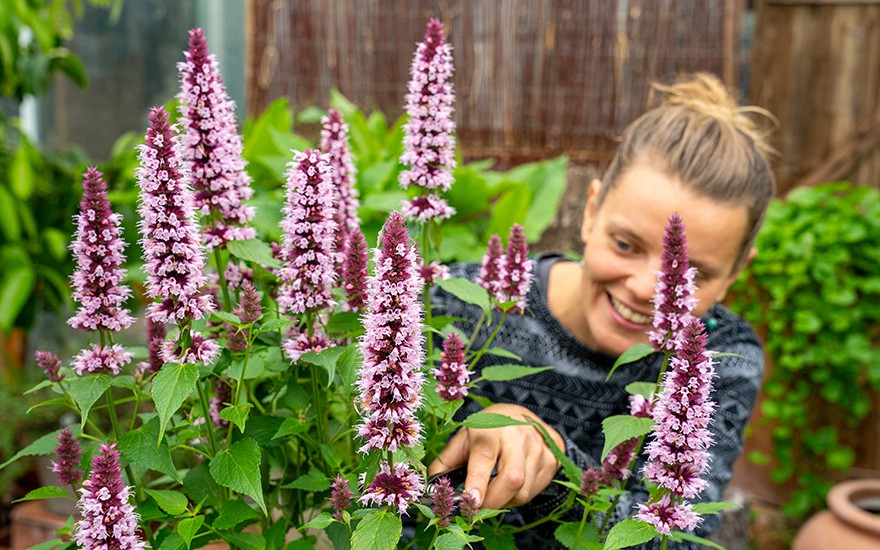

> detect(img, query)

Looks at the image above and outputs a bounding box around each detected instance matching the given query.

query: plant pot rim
[827,479,880,535]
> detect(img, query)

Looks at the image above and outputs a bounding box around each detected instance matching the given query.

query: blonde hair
[596,73,777,271]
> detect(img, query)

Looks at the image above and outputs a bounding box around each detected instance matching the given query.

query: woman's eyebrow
[689,259,719,278]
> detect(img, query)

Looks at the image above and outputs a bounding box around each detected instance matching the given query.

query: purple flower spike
[341,227,368,312]
[137,106,215,326]
[579,468,602,497]
[476,234,503,296]
[234,281,263,325]
[177,27,256,250]
[418,260,450,286]
[330,474,354,521]
[401,193,455,222]
[430,476,455,527]
[162,331,220,366]
[601,437,637,483]
[399,19,457,194]
[635,493,701,536]
[277,150,338,315]
[358,461,424,515]
[35,350,65,383]
[74,443,146,549]
[356,212,425,454]
[649,213,698,352]
[499,224,533,313]
[52,428,82,486]
[139,318,167,375]
[459,489,478,520]
[642,318,716,500]
[433,332,471,401]
[72,344,132,376]
[320,109,360,253]
[68,166,134,333]
[282,328,331,363]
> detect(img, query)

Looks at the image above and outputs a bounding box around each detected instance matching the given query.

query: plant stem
[468,311,508,367]
[226,326,254,443]
[574,503,590,546]
[196,380,220,456]
[213,246,232,311]
[462,312,486,358]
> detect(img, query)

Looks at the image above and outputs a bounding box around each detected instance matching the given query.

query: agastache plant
[499,223,532,313]
[433,332,470,401]
[177,27,255,251]
[356,212,425,513]
[320,108,360,254]
[399,18,457,223]
[137,106,218,365]
[649,212,698,352]
[341,226,368,312]
[52,427,82,487]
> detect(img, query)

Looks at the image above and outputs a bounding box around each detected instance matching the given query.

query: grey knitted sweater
[430,255,763,549]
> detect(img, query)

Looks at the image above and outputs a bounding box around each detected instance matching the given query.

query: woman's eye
[613,238,633,253]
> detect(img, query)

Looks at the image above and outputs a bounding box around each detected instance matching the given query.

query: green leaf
[222,532,266,550]
[603,519,657,550]
[0,427,80,470]
[600,416,654,462]
[462,411,532,429]
[9,144,35,199]
[326,311,364,337]
[281,467,331,492]
[606,343,656,381]
[478,526,518,550]
[690,501,741,515]
[220,403,253,433]
[151,362,199,443]
[273,416,309,440]
[301,511,334,530]
[350,509,402,550]
[484,347,522,361]
[118,417,183,483]
[0,184,21,241]
[67,374,113,427]
[213,499,262,530]
[433,533,466,550]
[480,364,554,382]
[436,278,491,315]
[182,462,223,510]
[144,489,189,516]
[209,437,266,515]
[487,184,531,240]
[300,346,345,387]
[178,516,205,548]
[26,540,64,550]
[213,310,242,326]
[624,382,657,398]
[157,533,187,550]
[228,355,268,380]
[554,520,600,549]
[669,530,726,549]
[0,266,36,330]
[523,156,568,240]
[13,485,72,503]
[227,239,283,268]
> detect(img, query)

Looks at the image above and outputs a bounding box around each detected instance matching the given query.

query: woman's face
[574,163,752,356]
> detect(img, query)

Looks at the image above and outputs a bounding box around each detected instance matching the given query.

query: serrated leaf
[554,521,600,549]
[228,355,268,380]
[437,278,491,314]
[178,515,205,547]
[118,417,183,483]
[138,497,166,521]
[478,526,517,550]
[690,501,741,515]
[434,533,466,550]
[480,364,554,382]
[624,382,656,398]
[182,462,223,510]
[213,499,261,530]
[462,411,531,429]
[13,485,72,503]
[220,402,253,433]
[151,362,199,443]
[300,346,344,386]
[157,532,186,550]
[213,310,242,326]
[227,238,283,268]
[326,311,364,337]
[67,374,113,427]
[668,530,726,549]
[209,437,266,515]
[600,415,655,462]
[606,343,656,381]
[273,416,309,440]
[144,489,188,516]
[336,345,361,392]
[222,532,266,550]
[281,467,331,492]
[350,509,402,550]
[286,539,318,550]
[603,519,657,550]
[301,511,334,530]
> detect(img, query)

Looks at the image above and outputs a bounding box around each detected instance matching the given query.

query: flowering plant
[4,20,734,550]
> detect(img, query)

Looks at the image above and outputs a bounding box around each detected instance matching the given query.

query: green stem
[305,312,327,447]
[213,246,232,311]
[196,380,220,456]
[509,490,576,533]
[226,326,254,443]
[660,535,668,550]
[574,503,591,547]
[468,311,508,367]
[462,312,486,358]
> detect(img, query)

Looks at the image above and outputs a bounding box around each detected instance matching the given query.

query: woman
[428,72,776,546]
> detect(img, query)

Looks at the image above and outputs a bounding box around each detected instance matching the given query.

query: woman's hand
[427,403,565,510]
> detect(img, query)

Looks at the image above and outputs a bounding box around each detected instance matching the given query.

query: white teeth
[611,296,652,325]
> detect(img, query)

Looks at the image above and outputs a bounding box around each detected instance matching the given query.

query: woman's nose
[629,264,659,304]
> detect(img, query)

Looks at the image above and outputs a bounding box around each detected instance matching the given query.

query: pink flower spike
[177,27,256,250]
[430,476,455,527]
[320,109,360,253]
[398,19,457,193]
[330,474,354,521]
[137,106,215,326]
[476,234,503,296]
[401,193,456,222]
[162,331,221,366]
[341,227,368,312]
[649,213,698,352]
[52,428,82,486]
[356,212,425,453]
[358,461,424,515]
[72,344,132,376]
[35,350,65,383]
[68,166,134,333]
[418,260,450,286]
[432,332,471,401]
[277,149,338,315]
[635,494,702,536]
[74,443,146,549]
[500,224,533,313]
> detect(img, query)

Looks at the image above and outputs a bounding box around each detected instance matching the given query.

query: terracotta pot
[792,479,880,550]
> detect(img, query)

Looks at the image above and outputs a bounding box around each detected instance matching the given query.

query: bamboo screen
[246,0,740,166]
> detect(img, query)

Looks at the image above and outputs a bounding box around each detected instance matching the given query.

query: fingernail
[468,488,482,507]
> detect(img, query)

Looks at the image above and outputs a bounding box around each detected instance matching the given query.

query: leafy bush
[728,182,880,517]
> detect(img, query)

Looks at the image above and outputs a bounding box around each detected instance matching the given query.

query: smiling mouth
[610,295,652,325]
